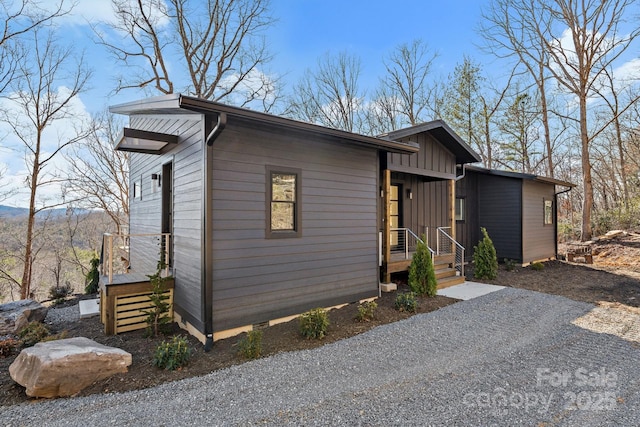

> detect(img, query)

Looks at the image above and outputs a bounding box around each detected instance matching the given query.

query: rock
[0,299,48,335]
[9,337,132,398]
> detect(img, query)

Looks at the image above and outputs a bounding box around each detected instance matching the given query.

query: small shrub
[504,258,517,272]
[237,330,263,360]
[0,338,20,357]
[153,336,191,371]
[408,237,437,297]
[18,321,50,347]
[473,227,498,280]
[395,292,417,313]
[85,255,100,294]
[49,283,72,305]
[42,331,69,342]
[144,258,172,337]
[299,308,329,340]
[531,262,544,271]
[356,300,378,322]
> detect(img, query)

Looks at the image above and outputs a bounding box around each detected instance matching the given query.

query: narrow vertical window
[455,197,465,221]
[133,177,142,200]
[544,199,553,225]
[267,166,301,238]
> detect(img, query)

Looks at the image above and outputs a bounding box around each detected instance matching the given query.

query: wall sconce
[151,173,161,187]
[407,189,413,200]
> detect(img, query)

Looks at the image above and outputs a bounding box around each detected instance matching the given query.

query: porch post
[383,169,391,283]
[448,179,456,241]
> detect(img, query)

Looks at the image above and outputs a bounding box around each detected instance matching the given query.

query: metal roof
[110,94,419,154]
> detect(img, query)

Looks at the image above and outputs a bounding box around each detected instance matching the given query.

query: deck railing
[101,233,171,284]
[389,228,435,260]
[436,227,465,277]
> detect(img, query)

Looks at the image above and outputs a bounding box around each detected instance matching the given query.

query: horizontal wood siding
[522,180,556,263]
[210,121,379,331]
[388,132,456,178]
[477,174,523,262]
[128,114,204,327]
[456,172,480,260]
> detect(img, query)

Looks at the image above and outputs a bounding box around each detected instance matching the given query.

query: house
[105,94,480,347]
[455,165,574,265]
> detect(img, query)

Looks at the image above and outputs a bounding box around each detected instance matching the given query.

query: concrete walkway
[437,281,505,300]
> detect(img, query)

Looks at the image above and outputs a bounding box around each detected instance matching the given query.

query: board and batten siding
[210,122,379,331]
[387,132,457,178]
[127,114,204,327]
[522,180,556,263]
[456,171,480,260]
[477,174,523,262]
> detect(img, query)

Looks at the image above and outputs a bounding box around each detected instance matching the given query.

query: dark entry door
[161,162,173,268]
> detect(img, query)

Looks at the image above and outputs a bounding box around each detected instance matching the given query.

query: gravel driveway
[5,287,640,426]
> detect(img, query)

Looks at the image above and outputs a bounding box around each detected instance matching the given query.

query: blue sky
[1,0,489,207]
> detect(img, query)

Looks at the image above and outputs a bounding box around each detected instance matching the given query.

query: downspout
[553,185,573,262]
[203,112,227,352]
[455,163,467,181]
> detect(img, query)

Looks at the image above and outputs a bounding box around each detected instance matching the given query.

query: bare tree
[480,0,557,177]
[0,0,69,94]
[1,28,91,299]
[96,0,277,108]
[64,111,129,234]
[286,51,365,132]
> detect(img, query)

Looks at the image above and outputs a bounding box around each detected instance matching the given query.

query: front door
[161,162,173,268]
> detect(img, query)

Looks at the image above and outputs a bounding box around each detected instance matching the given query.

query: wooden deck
[99,273,174,335]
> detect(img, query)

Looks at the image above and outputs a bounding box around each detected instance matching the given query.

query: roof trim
[464,165,575,188]
[109,94,419,154]
[380,119,481,164]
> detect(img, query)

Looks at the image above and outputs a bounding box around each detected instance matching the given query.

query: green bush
[473,227,498,280]
[85,255,100,294]
[408,237,437,297]
[144,258,172,337]
[237,330,263,360]
[530,261,544,271]
[153,336,191,370]
[395,292,417,313]
[356,300,378,322]
[18,321,50,347]
[299,308,329,340]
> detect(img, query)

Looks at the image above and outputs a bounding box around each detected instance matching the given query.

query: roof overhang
[380,120,482,164]
[114,127,179,154]
[464,165,575,188]
[110,94,419,155]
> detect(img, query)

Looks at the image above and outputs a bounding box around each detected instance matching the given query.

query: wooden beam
[383,169,391,283]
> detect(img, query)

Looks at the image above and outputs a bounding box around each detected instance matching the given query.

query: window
[267,166,301,238]
[544,199,553,225]
[455,197,465,221]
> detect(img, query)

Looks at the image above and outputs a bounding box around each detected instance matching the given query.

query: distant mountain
[0,205,28,218]
[0,205,93,219]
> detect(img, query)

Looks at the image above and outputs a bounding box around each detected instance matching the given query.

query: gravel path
[5,287,640,426]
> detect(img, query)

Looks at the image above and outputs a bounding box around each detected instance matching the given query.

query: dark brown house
[455,166,573,264]
[106,94,479,346]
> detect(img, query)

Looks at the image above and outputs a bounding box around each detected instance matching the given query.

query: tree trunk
[21,161,39,299]
[579,97,593,241]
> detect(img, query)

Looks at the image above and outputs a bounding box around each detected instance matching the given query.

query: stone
[0,299,48,335]
[9,337,132,398]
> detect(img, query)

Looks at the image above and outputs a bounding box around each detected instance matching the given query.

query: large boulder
[9,337,132,398]
[0,299,48,335]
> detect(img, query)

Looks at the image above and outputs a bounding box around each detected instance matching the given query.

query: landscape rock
[9,337,132,398]
[0,299,48,335]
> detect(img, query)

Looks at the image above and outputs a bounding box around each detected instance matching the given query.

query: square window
[267,167,301,238]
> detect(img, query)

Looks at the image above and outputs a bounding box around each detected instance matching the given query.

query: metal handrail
[390,227,435,260]
[436,227,465,277]
[101,233,171,284]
